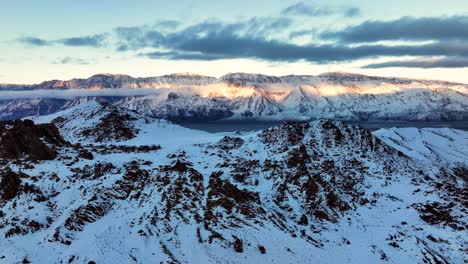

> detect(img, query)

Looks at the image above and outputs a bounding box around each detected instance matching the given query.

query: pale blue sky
[1,0,468,83]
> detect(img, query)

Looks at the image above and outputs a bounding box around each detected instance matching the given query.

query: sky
[1,0,468,84]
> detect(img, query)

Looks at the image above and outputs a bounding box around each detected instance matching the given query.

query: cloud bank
[0,88,166,100]
[321,16,468,43]
[13,10,468,69]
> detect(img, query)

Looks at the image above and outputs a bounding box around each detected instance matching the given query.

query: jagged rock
[0,120,66,160]
[80,107,138,142]
[207,171,261,217]
[217,136,244,150]
[78,149,94,160]
[233,236,244,253]
[258,245,266,254]
[0,170,25,201]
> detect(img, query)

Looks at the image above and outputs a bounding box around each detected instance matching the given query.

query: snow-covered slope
[33,101,222,149]
[374,127,468,171]
[0,103,466,263]
[1,72,467,121]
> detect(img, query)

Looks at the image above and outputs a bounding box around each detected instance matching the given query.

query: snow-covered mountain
[0,73,218,90]
[1,72,467,121]
[0,102,466,263]
[374,127,468,175]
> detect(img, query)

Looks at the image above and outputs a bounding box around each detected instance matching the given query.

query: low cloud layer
[0,88,166,100]
[363,57,468,69]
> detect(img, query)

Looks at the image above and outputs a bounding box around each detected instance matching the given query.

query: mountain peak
[172,72,203,77]
[161,72,213,79]
[89,73,133,78]
[220,72,283,84]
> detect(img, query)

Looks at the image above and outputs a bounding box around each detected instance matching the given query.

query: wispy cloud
[52,57,91,65]
[281,2,361,17]
[281,2,333,16]
[363,57,468,69]
[17,36,50,46]
[17,34,107,47]
[57,34,107,47]
[344,7,361,18]
[155,20,181,29]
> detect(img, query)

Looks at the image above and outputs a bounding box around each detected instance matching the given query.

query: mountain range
[0,101,466,263]
[1,72,467,121]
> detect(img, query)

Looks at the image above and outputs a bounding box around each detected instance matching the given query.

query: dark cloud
[117,17,468,63]
[138,34,468,63]
[363,57,468,69]
[115,25,165,51]
[344,7,361,18]
[281,2,333,16]
[141,51,227,61]
[17,34,107,48]
[116,17,292,52]
[52,57,90,65]
[58,34,107,47]
[322,16,468,43]
[17,36,50,46]
[13,14,468,69]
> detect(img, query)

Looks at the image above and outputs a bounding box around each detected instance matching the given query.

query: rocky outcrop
[0,170,24,201]
[0,120,67,160]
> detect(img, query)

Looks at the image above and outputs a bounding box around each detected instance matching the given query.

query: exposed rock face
[80,109,138,142]
[0,119,67,160]
[0,170,24,201]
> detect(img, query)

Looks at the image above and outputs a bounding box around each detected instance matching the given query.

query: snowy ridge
[0,103,466,263]
[374,127,468,170]
[0,72,467,121]
[32,101,220,148]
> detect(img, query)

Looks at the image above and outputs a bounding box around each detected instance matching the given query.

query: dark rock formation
[0,170,25,201]
[0,120,67,160]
